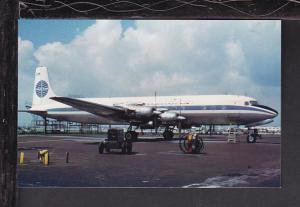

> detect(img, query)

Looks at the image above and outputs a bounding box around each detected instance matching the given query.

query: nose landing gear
[247,128,259,143]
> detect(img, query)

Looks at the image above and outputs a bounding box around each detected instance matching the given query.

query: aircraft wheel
[247,134,257,143]
[163,131,174,140]
[98,142,105,154]
[162,131,167,139]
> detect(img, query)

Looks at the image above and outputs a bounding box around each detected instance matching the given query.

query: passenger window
[245,102,249,106]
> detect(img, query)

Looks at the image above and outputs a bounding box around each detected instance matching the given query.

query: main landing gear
[163,126,174,140]
[163,130,174,140]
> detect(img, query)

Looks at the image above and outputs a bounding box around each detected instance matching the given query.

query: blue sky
[19,20,135,47]
[18,20,281,126]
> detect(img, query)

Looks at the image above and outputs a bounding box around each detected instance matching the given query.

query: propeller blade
[153,110,162,115]
[156,107,168,112]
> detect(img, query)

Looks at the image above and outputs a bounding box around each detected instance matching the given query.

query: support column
[0,1,18,206]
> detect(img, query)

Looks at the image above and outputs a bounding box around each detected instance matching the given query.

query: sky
[18,20,281,127]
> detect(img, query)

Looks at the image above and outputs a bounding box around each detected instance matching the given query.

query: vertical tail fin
[32,66,56,107]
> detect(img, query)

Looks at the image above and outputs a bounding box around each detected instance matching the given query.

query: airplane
[22,66,278,143]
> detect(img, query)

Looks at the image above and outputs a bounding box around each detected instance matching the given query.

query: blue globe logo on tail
[35,80,49,98]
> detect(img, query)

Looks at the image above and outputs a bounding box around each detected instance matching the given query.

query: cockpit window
[244,101,249,106]
[249,101,258,105]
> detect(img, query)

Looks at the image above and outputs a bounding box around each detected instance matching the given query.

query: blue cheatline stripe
[47,105,273,114]
[158,105,272,114]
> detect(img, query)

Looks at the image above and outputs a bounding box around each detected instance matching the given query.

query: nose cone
[270,108,278,118]
[256,105,278,119]
[267,111,278,119]
[266,107,278,119]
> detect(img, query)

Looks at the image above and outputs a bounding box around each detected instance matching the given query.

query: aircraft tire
[163,131,174,140]
[163,131,167,139]
[98,142,105,154]
[247,134,257,143]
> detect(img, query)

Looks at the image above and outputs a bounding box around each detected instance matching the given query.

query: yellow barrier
[20,152,24,164]
[44,152,49,165]
[38,150,49,165]
[187,134,193,141]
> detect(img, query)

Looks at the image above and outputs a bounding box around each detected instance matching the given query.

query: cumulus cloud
[18,37,35,71]
[18,37,36,102]
[18,37,39,125]
[18,20,281,125]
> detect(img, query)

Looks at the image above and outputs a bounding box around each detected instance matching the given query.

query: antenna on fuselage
[178,98,182,136]
[154,91,157,107]
[179,98,182,116]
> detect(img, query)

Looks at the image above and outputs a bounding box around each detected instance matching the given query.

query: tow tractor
[98,128,132,154]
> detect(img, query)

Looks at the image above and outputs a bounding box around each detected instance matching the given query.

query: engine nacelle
[140,121,155,129]
[159,112,178,121]
[135,107,154,118]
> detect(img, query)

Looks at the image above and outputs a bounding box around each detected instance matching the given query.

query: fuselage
[30,95,278,126]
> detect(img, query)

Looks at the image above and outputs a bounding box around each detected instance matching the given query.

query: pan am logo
[35,80,49,98]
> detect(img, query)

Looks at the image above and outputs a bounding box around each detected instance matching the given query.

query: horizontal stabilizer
[18,109,47,116]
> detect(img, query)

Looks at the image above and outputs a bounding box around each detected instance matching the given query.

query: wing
[50,97,129,119]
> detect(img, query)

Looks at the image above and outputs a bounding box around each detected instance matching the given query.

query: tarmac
[17,134,281,188]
